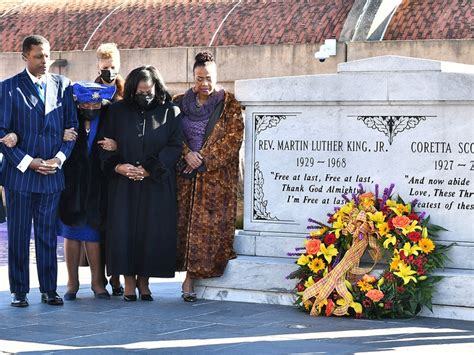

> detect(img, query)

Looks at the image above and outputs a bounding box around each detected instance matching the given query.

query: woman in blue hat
[58,81,116,300]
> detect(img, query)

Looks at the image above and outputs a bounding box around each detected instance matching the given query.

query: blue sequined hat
[72,81,116,104]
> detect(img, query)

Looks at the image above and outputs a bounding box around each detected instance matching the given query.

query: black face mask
[135,94,154,109]
[100,69,118,83]
[81,108,100,121]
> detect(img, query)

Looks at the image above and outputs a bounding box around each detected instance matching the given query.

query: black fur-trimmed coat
[58,110,107,232]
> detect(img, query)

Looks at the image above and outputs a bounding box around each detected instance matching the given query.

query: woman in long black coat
[101,65,182,301]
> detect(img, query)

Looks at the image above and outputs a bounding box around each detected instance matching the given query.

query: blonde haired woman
[95,43,124,101]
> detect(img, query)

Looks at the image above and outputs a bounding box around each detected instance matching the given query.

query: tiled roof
[0,0,354,52]
[384,0,473,40]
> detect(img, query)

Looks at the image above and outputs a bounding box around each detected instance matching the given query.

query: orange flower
[325,299,335,316]
[359,192,375,208]
[306,239,322,255]
[391,215,411,229]
[359,192,374,200]
[362,274,377,283]
[366,289,384,302]
[357,280,373,292]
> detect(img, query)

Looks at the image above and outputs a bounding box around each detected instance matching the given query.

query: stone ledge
[337,55,474,74]
[195,256,474,320]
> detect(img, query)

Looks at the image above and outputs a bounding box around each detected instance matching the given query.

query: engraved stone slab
[244,105,473,243]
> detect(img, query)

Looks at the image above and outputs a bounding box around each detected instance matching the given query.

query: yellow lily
[332,216,344,238]
[402,220,422,235]
[304,276,315,289]
[394,262,418,285]
[368,211,385,224]
[422,227,428,238]
[401,242,421,256]
[340,201,354,215]
[383,234,396,249]
[390,203,411,216]
[316,299,328,314]
[390,251,401,271]
[344,279,353,292]
[297,254,312,266]
[378,222,390,237]
[317,243,338,263]
[385,199,397,207]
[377,277,385,288]
[336,297,363,314]
[309,227,327,238]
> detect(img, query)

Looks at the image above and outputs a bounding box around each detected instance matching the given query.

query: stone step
[195,255,474,321]
[234,230,474,270]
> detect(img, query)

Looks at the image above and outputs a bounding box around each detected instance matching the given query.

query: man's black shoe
[41,291,64,306]
[11,293,28,307]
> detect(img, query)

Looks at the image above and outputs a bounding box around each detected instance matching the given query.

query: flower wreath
[288,184,451,319]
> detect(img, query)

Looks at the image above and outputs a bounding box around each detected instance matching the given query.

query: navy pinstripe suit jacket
[0,70,78,193]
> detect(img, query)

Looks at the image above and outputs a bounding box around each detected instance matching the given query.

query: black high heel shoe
[181,291,197,302]
[63,292,77,301]
[91,288,110,300]
[139,293,153,301]
[136,277,153,301]
[112,285,124,296]
[123,294,137,302]
[64,284,79,301]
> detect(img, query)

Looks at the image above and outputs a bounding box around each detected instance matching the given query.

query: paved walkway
[0,263,473,354]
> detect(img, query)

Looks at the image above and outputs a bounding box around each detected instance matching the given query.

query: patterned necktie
[35,82,45,103]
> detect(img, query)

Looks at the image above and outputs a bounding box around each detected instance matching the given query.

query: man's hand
[63,128,77,142]
[29,158,59,175]
[0,133,18,148]
[97,137,117,151]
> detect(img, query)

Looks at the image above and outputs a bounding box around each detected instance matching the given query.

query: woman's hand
[98,137,117,151]
[115,163,136,177]
[115,164,148,181]
[136,165,150,180]
[63,128,78,142]
[0,133,18,148]
[184,151,203,170]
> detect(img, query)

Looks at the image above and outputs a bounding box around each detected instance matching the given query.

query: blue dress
[58,117,100,242]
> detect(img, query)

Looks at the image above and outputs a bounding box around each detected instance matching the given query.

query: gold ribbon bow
[302,209,381,316]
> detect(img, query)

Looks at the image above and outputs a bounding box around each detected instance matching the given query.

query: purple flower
[375,184,379,200]
[352,193,359,205]
[342,194,350,203]
[388,183,395,196]
[411,199,418,206]
[358,183,364,193]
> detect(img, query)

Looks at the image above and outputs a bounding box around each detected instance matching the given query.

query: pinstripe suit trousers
[5,189,61,293]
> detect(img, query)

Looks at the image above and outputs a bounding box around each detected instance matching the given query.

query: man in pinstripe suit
[0,35,78,307]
